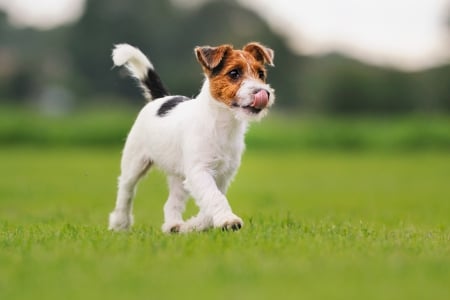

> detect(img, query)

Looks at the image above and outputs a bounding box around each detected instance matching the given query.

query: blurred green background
[0,0,449,149]
[0,0,449,122]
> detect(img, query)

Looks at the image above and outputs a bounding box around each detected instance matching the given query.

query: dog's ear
[243,42,274,66]
[195,44,233,71]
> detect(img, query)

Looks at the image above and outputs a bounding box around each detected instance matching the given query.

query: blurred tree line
[0,0,449,115]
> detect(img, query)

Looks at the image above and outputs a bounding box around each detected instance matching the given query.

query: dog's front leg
[184,168,243,231]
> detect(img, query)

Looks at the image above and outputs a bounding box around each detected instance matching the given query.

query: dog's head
[195,42,275,121]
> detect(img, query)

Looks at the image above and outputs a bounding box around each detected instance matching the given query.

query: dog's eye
[258,70,266,80]
[228,69,241,80]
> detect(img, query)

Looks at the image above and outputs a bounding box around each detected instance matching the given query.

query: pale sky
[0,0,448,70]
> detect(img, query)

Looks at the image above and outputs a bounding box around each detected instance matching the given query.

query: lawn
[0,146,449,300]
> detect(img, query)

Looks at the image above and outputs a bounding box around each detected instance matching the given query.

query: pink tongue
[251,90,269,109]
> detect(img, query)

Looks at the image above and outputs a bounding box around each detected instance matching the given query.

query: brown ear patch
[195,44,233,71]
[243,42,274,66]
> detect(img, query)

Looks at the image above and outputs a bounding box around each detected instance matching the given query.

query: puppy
[108,42,275,233]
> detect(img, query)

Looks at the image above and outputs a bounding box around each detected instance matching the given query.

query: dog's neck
[196,79,248,138]
[198,80,246,123]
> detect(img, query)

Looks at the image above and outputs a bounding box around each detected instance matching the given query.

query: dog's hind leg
[161,175,189,233]
[109,134,152,231]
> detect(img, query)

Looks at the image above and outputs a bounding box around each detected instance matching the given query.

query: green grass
[0,146,449,300]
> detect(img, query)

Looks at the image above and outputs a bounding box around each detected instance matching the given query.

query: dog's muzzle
[232,89,271,114]
[252,89,270,109]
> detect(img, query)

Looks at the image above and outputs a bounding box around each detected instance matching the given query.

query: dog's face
[195,42,275,121]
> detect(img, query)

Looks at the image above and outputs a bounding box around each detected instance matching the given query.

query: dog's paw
[221,220,243,231]
[213,213,244,231]
[162,222,185,234]
[174,215,213,233]
[108,210,134,231]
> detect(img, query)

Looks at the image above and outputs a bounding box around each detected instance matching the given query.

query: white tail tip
[112,43,153,80]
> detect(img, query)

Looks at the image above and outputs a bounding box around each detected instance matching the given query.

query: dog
[108,42,275,233]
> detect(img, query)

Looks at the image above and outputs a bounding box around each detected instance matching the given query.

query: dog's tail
[112,44,169,101]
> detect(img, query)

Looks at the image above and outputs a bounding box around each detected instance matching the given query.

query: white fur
[234,79,275,121]
[108,44,275,233]
[112,44,155,101]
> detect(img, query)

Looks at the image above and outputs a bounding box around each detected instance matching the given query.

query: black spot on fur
[211,59,226,77]
[144,68,169,99]
[210,54,233,78]
[157,96,191,117]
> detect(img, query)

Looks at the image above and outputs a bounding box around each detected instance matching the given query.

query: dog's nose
[251,89,270,109]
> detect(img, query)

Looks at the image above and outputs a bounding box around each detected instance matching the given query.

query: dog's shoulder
[155,95,192,117]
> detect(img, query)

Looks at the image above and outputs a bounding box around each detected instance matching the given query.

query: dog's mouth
[232,90,270,114]
[232,103,263,114]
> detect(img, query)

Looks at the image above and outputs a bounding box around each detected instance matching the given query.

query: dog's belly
[145,139,185,177]
[148,146,241,181]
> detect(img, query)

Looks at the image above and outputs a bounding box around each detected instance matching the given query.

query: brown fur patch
[243,42,274,66]
[195,45,232,72]
[207,48,267,106]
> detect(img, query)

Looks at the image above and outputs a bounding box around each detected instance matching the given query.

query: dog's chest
[208,124,246,175]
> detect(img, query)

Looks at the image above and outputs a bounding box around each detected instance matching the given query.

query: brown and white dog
[108,43,275,233]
